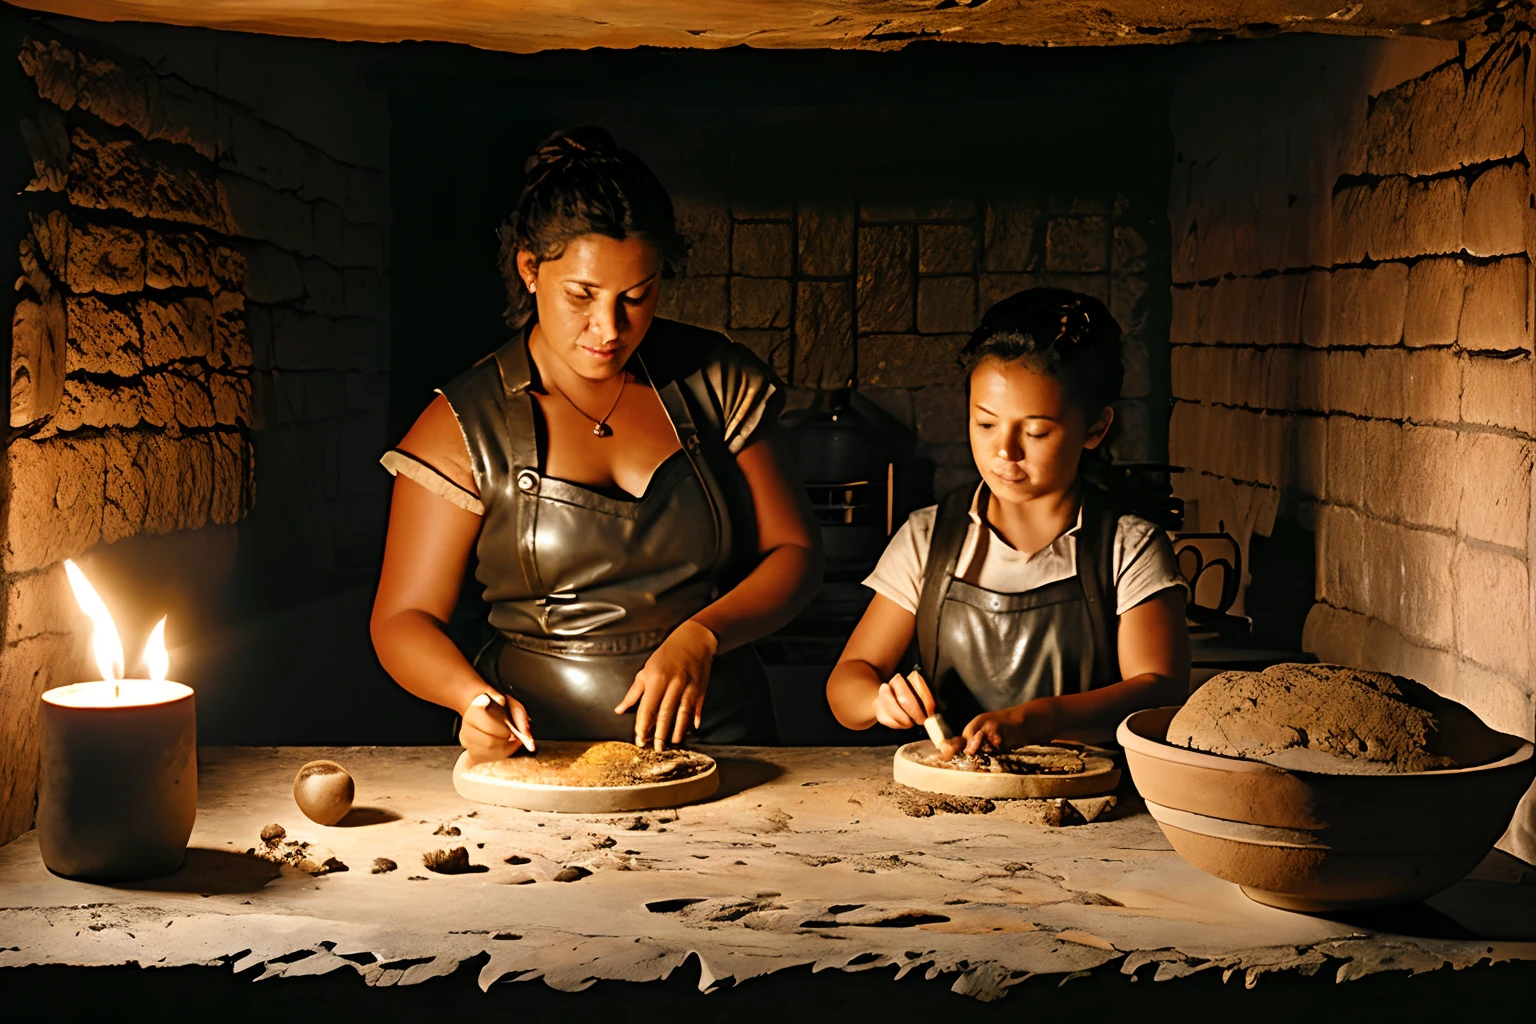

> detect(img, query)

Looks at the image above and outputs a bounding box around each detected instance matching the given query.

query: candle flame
[63,559,124,681]
[144,616,169,682]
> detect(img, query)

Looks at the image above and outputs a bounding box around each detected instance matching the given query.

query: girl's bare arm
[826,594,927,730]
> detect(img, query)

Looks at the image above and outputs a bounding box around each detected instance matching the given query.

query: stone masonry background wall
[387,49,1175,512]
[660,186,1163,499]
[1167,24,1536,860]
[1,17,391,845]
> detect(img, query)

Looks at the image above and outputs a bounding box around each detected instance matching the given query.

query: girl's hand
[939,699,1057,759]
[872,671,937,730]
[616,620,718,749]
[459,691,534,764]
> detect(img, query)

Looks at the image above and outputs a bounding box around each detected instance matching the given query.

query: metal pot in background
[763,388,917,745]
[781,387,903,573]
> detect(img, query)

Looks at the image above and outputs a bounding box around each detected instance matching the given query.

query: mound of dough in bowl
[1168,663,1521,774]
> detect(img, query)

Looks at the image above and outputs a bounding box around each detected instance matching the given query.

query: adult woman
[371,128,822,758]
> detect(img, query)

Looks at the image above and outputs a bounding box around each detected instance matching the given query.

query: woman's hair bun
[497,126,688,328]
[523,127,620,178]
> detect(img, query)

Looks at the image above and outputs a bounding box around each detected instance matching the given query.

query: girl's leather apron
[915,485,1121,725]
[442,327,774,743]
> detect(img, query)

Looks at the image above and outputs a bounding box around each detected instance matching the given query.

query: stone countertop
[0,745,1532,999]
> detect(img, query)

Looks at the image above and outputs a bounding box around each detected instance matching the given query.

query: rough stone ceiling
[7,1,1516,52]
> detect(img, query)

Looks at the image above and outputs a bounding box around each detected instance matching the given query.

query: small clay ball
[293,760,354,825]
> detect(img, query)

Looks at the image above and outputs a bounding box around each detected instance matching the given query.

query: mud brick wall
[1168,25,1536,860]
[0,20,391,844]
[658,187,1162,498]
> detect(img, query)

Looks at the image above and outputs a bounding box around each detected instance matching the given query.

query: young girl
[826,288,1189,756]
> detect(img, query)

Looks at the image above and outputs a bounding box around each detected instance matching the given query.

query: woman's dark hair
[960,288,1124,416]
[497,127,689,327]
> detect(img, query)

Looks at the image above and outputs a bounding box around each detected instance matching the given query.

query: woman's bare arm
[689,424,824,651]
[371,476,486,715]
[370,396,528,759]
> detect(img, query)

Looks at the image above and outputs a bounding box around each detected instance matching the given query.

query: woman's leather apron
[441,325,775,743]
[914,485,1121,725]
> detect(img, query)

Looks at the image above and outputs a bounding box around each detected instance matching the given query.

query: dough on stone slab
[911,745,1086,775]
[1168,663,1521,774]
[464,741,712,787]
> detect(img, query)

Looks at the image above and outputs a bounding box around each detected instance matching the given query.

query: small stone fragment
[1065,795,1117,823]
[553,866,592,882]
[624,817,650,831]
[504,854,530,865]
[407,875,428,881]
[371,858,397,874]
[433,824,461,836]
[493,932,521,940]
[313,857,348,875]
[423,846,486,874]
[594,836,616,849]
[260,823,286,845]
[502,874,536,886]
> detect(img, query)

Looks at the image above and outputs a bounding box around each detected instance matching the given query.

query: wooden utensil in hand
[469,692,535,751]
[904,668,953,751]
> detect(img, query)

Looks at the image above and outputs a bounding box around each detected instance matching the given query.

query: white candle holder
[38,679,197,881]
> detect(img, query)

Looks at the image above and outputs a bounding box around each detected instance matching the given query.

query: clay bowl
[1118,706,1536,912]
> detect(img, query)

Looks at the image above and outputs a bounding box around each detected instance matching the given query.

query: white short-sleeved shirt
[863,485,1183,617]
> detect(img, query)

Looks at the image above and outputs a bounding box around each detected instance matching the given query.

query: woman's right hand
[459,691,534,764]
[872,671,936,731]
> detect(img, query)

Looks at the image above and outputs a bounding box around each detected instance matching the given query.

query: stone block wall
[1,20,391,844]
[1168,26,1536,860]
[390,47,1175,511]
[657,186,1163,498]
[56,20,397,577]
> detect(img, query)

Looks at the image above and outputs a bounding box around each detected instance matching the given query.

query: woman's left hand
[939,698,1058,759]
[616,619,718,749]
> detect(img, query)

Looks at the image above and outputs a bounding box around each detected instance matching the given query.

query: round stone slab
[452,743,720,813]
[892,741,1120,799]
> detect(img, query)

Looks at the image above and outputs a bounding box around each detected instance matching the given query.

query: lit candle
[37,561,196,881]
